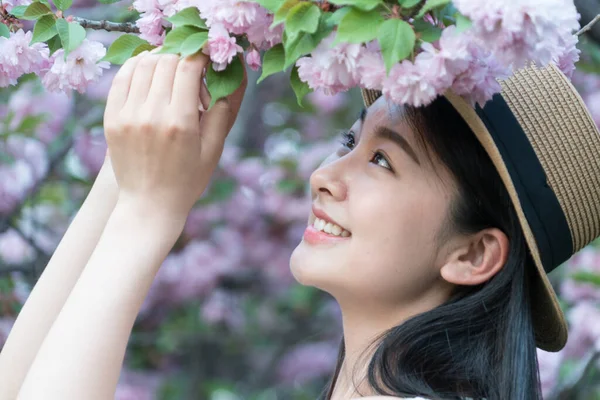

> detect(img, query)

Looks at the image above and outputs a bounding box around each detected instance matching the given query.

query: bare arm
[16,200,182,400]
[15,48,246,399]
[0,159,118,400]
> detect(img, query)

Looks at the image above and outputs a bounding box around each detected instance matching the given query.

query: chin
[289,240,343,293]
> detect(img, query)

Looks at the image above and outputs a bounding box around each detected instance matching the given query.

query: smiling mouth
[311,217,351,237]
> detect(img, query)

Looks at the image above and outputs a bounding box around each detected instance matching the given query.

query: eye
[339,130,355,150]
[370,151,393,171]
[338,131,394,172]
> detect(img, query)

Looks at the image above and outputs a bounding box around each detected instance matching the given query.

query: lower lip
[303,225,351,245]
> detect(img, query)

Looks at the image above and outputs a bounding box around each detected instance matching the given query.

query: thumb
[200,98,232,161]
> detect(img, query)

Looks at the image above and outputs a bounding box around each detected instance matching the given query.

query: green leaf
[455,12,472,33]
[271,0,299,28]
[38,0,52,8]
[180,31,209,57]
[335,7,385,44]
[97,0,123,4]
[160,25,203,53]
[56,19,86,57]
[324,7,350,27]
[166,7,207,29]
[102,34,148,64]
[413,19,442,42]
[283,22,332,69]
[399,0,422,7]
[8,5,28,18]
[290,65,311,107]
[46,35,62,55]
[31,15,58,44]
[328,0,384,11]
[0,24,9,39]
[571,271,600,286]
[131,42,156,56]
[250,0,283,13]
[21,2,52,20]
[416,0,451,18]
[53,0,73,11]
[206,56,244,108]
[258,43,285,83]
[378,19,415,73]
[285,2,320,41]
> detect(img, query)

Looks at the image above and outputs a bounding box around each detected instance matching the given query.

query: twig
[577,13,600,36]
[71,16,140,33]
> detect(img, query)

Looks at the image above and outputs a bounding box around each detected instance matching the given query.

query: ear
[439,228,509,286]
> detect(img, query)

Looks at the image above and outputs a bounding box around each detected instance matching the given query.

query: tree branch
[577,13,600,36]
[71,16,140,34]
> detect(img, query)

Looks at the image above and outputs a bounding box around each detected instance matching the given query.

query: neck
[329,292,450,399]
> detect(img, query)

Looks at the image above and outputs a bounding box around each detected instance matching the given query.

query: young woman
[0,47,599,400]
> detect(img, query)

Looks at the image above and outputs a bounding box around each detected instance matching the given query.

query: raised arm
[0,157,118,400]
[16,50,246,400]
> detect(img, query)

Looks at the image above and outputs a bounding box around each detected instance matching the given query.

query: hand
[102,51,247,219]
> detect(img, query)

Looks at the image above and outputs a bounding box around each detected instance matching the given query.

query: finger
[105,56,141,118]
[199,78,211,112]
[199,98,232,162]
[127,54,160,106]
[171,52,209,113]
[147,54,180,106]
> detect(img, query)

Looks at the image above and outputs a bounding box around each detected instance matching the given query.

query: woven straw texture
[501,64,600,253]
[360,63,600,351]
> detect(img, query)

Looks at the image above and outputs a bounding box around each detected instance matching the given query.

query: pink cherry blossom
[562,301,600,359]
[1,0,31,13]
[42,39,110,94]
[0,229,35,265]
[296,32,362,96]
[202,23,243,71]
[73,127,108,178]
[382,57,439,107]
[7,81,73,144]
[136,9,166,46]
[450,41,511,107]
[278,341,338,385]
[453,0,580,69]
[245,48,261,71]
[357,41,387,91]
[0,29,50,88]
[555,33,580,79]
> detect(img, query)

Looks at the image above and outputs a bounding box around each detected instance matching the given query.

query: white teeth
[331,224,342,236]
[312,217,351,237]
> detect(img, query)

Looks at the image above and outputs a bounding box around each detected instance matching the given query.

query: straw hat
[361,63,600,352]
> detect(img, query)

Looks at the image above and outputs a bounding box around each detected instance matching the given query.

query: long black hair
[320,96,542,400]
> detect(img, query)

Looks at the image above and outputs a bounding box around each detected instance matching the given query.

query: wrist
[113,194,188,236]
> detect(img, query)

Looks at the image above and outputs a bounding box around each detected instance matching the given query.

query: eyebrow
[359,108,420,165]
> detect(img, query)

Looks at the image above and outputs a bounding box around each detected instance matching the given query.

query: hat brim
[444,90,568,351]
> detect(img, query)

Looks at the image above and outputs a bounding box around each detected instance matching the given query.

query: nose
[309,154,348,202]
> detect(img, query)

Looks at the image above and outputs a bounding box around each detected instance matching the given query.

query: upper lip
[311,205,350,232]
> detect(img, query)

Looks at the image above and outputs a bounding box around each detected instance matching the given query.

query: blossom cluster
[133,0,283,71]
[0,29,110,94]
[295,0,580,107]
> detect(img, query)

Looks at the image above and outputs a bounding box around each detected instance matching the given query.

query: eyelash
[339,131,394,172]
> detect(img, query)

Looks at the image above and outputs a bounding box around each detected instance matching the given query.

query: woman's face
[290,97,459,311]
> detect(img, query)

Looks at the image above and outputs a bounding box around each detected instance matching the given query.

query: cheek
[345,183,450,300]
